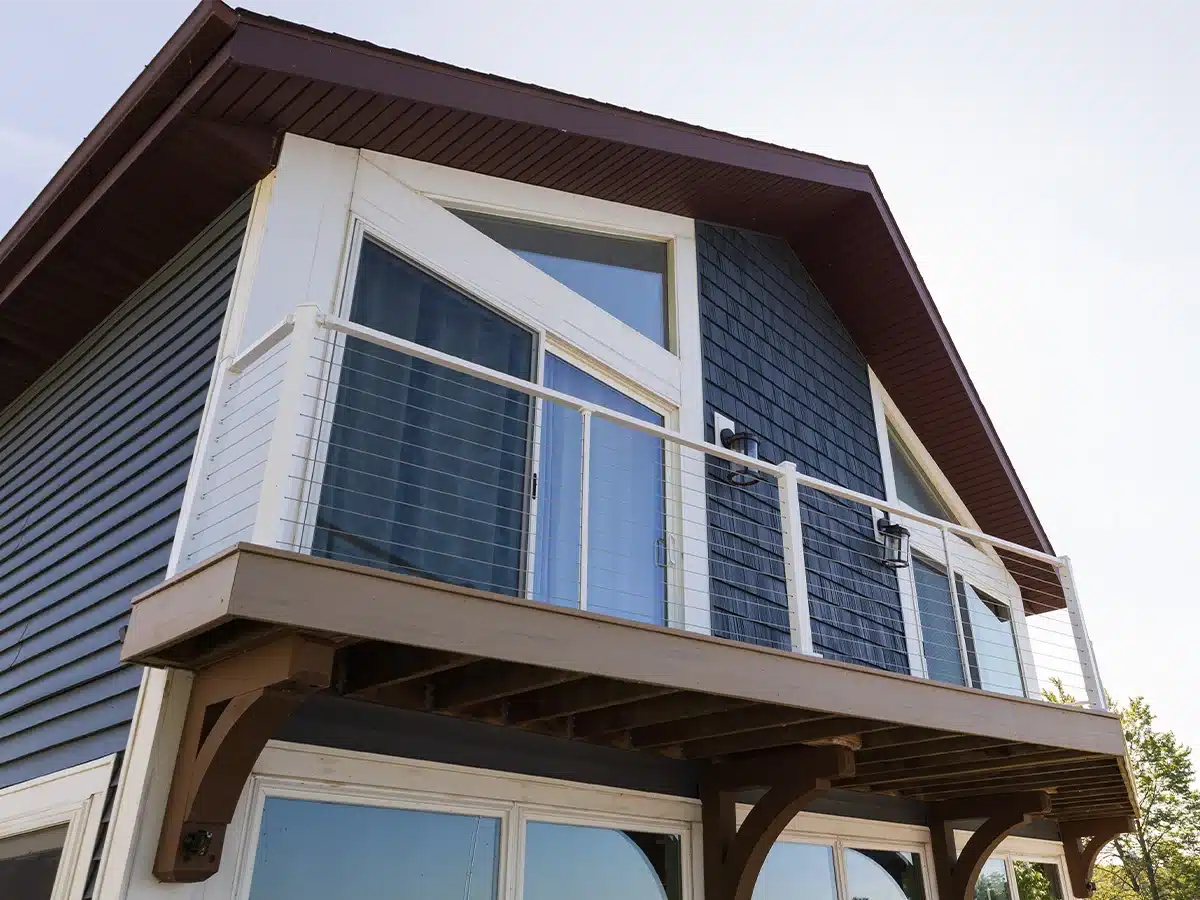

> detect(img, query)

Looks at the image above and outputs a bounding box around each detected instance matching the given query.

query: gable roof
[0,0,1053,558]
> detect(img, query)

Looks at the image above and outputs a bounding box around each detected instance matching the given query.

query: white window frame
[771,810,934,900]
[216,742,974,900]
[0,755,116,900]
[954,831,1072,900]
[223,742,701,900]
[283,143,709,633]
[869,371,1039,695]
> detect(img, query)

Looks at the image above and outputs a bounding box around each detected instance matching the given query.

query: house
[0,3,1135,899]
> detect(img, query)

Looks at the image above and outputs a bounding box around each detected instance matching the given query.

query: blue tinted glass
[451,210,668,347]
[889,430,953,521]
[246,798,499,900]
[914,558,966,686]
[845,848,927,900]
[753,841,837,900]
[523,822,680,900]
[515,249,666,346]
[313,238,534,596]
[959,579,1025,697]
[534,355,666,624]
[975,858,1013,900]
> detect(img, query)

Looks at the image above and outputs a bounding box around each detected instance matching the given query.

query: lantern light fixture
[714,413,764,486]
[877,517,911,569]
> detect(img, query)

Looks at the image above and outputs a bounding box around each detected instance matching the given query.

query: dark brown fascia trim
[225,12,876,194]
[0,0,238,284]
[123,544,1127,757]
[861,180,1054,554]
[0,46,245,311]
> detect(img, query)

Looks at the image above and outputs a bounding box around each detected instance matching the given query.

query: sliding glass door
[533,355,667,625]
[313,236,669,623]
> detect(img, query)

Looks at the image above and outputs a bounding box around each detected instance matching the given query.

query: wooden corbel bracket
[700,745,856,900]
[1060,817,1135,898]
[154,634,335,882]
[927,791,1053,900]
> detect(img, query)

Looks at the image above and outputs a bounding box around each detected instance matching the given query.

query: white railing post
[578,407,593,611]
[250,304,321,548]
[776,461,814,656]
[1060,555,1107,711]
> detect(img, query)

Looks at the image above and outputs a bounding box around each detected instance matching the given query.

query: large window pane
[844,847,927,900]
[534,356,666,624]
[246,798,500,900]
[1013,861,1065,900]
[889,429,953,521]
[753,841,837,900]
[313,238,535,596]
[0,825,67,900]
[523,821,681,900]
[957,578,1026,697]
[975,858,1013,900]
[913,558,966,686]
[454,211,669,347]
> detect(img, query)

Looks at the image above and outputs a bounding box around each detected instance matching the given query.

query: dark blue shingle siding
[697,223,907,672]
[0,196,250,789]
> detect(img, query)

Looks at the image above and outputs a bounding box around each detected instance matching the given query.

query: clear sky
[2,1,1197,753]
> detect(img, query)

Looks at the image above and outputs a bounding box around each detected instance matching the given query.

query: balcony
[122,306,1135,887]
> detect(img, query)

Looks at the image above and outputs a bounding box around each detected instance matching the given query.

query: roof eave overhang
[0,0,1053,557]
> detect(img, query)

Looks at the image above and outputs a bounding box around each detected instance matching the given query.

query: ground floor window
[0,824,67,900]
[244,799,683,900]
[755,837,927,900]
[0,756,114,900]
[972,853,1067,900]
[228,745,1069,900]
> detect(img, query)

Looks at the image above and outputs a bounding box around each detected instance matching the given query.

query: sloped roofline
[0,0,1052,556]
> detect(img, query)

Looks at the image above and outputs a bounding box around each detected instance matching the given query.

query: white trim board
[0,755,116,900]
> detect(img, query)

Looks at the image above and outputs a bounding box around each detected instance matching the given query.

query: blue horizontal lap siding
[0,196,250,789]
[696,223,907,672]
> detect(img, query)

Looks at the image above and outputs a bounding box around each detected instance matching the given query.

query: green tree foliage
[1013,860,1061,900]
[1043,680,1200,900]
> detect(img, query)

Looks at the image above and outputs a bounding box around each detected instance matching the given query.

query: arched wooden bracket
[1060,817,1134,898]
[928,791,1052,900]
[701,745,855,900]
[154,635,335,882]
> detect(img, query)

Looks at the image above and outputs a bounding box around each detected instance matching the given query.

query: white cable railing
[179,306,1108,712]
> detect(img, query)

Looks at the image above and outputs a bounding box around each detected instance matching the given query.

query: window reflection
[888,428,954,521]
[1013,861,1064,900]
[0,825,67,900]
[753,841,838,900]
[913,558,966,686]
[246,798,500,900]
[975,858,1013,900]
[957,578,1026,697]
[523,821,681,900]
[452,210,670,348]
[844,848,926,900]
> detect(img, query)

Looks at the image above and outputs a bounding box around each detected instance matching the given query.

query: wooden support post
[1059,817,1134,898]
[927,791,1053,900]
[700,745,854,900]
[154,635,335,882]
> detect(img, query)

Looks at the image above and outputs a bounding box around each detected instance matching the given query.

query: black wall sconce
[714,412,764,486]
[877,516,911,569]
